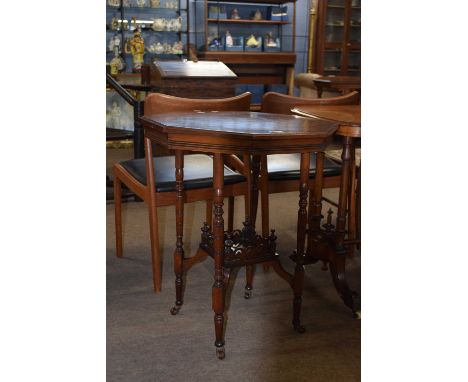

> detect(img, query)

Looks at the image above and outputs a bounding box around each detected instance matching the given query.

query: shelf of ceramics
[207,18,289,24]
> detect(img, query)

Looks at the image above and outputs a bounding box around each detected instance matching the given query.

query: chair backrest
[261,91,360,115]
[144,92,252,116]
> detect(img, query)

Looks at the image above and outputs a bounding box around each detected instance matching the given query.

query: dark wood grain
[313,76,361,98]
[314,76,361,86]
[149,60,237,98]
[292,105,361,126]
[200,52,296,65]
[140,112,338,155]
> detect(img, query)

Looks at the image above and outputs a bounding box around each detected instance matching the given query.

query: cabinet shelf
[207,18,289,24]
[115,6,186,11]
[207,0,295,4]
[201,51,295,64]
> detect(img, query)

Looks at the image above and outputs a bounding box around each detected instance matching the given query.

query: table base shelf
[199,220,279,268]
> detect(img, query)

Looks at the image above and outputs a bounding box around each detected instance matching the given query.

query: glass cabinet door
[199,0,295,54]
[106,0,189,74]
[315,0,360,76]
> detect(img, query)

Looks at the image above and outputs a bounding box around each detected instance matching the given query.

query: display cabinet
[106,0,189,74]
[312,0,360,76]
[106,0,189,132]
[194,0,297,104]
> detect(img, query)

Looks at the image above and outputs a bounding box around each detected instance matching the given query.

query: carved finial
[322,208,335,232]
[202,222,210,233]
[224,232,233,255]
[201,222,211,244]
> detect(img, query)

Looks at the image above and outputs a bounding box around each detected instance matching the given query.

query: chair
[113,92,252,293]
[258,91,361,250]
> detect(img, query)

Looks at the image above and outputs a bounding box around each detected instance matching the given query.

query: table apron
[144,128,333,155]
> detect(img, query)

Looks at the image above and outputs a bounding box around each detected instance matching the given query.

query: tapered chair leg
[148,202,162,293]
[145,137,162,293]
[114,173,123,258]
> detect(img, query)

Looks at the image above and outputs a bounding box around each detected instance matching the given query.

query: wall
[294,0,313,76]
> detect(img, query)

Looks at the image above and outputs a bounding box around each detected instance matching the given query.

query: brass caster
[216,347,225,360]
[293,324,306,334]
[353,310,361,320]
[244,290,252,299]
[170,305,181,315]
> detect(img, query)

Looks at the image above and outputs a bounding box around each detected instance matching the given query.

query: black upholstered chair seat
[267,153,341,181]
[120,154,245,193]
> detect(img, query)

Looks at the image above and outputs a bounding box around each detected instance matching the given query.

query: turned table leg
[292,152,311,333]
[212,153,226,359]
[171,150,185,315]
[330,136,358,315]
[244,153,259,299]
[307,151,325,252]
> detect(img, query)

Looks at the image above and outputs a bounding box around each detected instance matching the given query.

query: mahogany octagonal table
[139,111,339,359]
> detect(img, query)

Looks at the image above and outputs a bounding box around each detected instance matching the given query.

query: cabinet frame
[313,0,360,76]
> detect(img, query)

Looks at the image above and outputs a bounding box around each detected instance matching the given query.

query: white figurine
[225,31,233,47]
[252,9,262,20]
[167,17,181,31]
[108,36,115,51]
[110,17,119,31]
[108,0,120,7]
[108,35,121,52]
[154,42,164,53]
[172,41,183,54]
[110,102,122,129]
[150,0,160,7]
[123,0,130,7]
[136,0,146,7]
[152,18,166,31]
